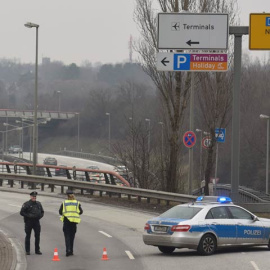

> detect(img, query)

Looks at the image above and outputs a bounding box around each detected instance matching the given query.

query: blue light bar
[217,197,232,203]
[196,196,232,203]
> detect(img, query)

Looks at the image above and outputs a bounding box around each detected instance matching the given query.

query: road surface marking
[125,250,135,259]
[250,261,260,270]
[9,204,21,208]
[98,231,112,238]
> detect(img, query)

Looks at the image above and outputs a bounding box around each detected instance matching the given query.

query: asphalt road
[1,190,270,270]
[18,152,115,171]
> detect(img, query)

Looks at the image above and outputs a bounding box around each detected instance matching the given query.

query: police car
[143,196,270,255]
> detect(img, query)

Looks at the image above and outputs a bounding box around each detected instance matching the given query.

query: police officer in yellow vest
[59,190,83,256]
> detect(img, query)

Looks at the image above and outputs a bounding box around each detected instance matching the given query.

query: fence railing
[0,161,130,189]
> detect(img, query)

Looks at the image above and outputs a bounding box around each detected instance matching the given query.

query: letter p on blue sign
[266,17,270,26]
[174,54,190,71]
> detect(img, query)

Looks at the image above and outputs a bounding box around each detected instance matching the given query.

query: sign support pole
[188,73,195,195]
[214,143,219,195]
[230,26,248,202]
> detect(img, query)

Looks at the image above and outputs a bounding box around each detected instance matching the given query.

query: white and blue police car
[143,196,270,255]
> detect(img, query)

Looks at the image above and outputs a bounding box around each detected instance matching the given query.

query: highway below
[19,152,115,171]
[0,190,270,270]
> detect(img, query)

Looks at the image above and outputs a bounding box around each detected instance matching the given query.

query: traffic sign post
[183,131,196,148]
[215,128,226,143]
[157,52,228,72]
[158,13,229,50]
[202,136,212,149]
[249,13,270,50]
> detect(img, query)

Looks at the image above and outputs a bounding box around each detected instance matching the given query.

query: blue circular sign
[183,131,196,148]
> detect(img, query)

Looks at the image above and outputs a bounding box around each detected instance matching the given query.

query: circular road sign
[183,131,196,148]
[202,136,212,149]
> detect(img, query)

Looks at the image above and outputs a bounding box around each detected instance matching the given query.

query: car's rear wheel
[197,234,217,255]
[158,246,175,254]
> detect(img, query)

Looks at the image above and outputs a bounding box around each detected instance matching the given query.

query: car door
[205,206,237,245]
[227,206,264,244]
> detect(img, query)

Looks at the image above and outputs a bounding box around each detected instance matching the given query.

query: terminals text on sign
[157,53,228,72]
[158,13,229,50]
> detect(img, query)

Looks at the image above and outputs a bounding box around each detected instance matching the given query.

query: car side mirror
[253,216,259,222]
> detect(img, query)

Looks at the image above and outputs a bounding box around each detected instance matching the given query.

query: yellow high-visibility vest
[60,200,81,223]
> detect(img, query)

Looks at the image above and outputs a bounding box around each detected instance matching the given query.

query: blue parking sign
[174,54,191,70]
[215,128,226,143]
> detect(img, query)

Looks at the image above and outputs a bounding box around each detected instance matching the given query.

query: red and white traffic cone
[101,247,109,260]
[52,248,61,261]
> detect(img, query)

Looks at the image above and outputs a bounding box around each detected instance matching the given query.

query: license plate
[154,226,168,232]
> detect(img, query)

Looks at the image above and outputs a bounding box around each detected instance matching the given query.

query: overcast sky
[1,0,269,66]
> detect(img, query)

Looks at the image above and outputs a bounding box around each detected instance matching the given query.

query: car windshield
[160,205,202,219]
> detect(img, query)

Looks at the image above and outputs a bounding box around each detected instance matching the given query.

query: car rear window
[160,206,202,219]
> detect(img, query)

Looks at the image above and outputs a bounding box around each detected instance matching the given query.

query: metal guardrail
[1,173,270,213]
[0,173,195,204]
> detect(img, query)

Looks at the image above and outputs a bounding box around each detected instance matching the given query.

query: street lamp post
[25,22,39,176]
[1,127,22,172]
[57,91,61,111]
[3,123,22,153]
[260,114,270,194]
[105,113,111,153]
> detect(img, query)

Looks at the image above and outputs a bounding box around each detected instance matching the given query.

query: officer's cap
[30,191,38,196]
[66,190,74,195]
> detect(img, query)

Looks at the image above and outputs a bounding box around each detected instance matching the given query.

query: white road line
[125,250,135,260]
[8,204,21,208]
[98,231,112,238]
[250,261,260,270]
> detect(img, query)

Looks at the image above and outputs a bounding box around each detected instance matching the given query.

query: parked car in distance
[143,196,270,256]
[43,157,57,166]
[8,145,22,154]
[55,165,67,176]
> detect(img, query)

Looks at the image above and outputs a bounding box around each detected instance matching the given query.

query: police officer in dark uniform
[20,191,44,255]
[59,190,83,256]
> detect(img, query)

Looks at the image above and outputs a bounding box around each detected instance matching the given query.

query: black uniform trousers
[24,219,41,253]
[63,221,77,254]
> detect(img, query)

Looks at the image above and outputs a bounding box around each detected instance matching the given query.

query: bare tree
[196,0,238,195]
[134,0,238,193]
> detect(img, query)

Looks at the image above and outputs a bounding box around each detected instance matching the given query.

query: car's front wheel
[158,246,175,254]
[197,234,217,256]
